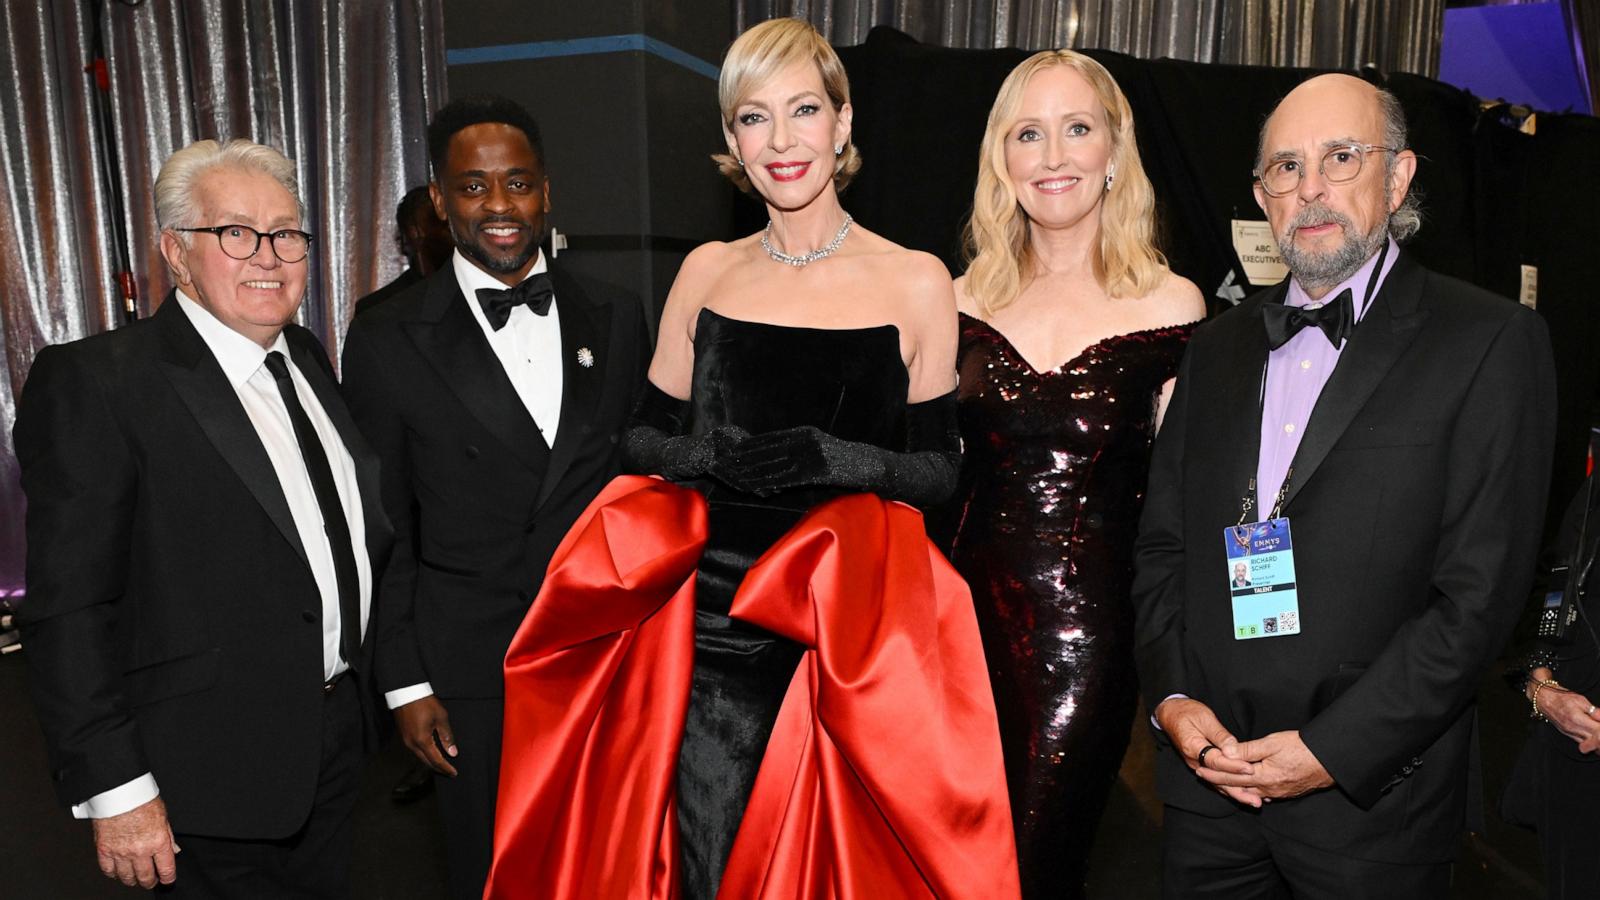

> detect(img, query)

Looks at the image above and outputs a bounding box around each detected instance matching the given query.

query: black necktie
[263,351,362,669]
[1262,287,1354,351]
[476,272,554,331]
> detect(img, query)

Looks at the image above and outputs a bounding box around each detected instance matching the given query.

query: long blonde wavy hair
[963,50,1167,316]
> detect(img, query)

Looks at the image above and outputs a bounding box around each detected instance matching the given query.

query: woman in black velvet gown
[942,51,1206,898]
[620,18,967,898]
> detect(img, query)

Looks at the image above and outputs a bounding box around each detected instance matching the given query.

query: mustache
[1288,203,1353,233]
[476,216,529,229]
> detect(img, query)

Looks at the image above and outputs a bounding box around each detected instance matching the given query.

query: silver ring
[1197,744,1219,768]
[1587,704,1596,716]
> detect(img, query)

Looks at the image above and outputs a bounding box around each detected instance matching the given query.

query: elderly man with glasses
[1131,73,1557,899]
[14,138,391,897]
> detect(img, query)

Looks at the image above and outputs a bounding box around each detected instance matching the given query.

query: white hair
[154,139,303,240]
[1375,89,1422,241]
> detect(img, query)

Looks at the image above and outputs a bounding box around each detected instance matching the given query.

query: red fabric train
[483,476,1020,899]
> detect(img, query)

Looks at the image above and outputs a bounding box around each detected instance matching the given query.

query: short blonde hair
[154,139,302,240]
[711,17,861,194]
[962,51,1167,315]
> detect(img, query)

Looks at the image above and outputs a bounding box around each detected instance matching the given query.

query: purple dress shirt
[1157,239,1402,725]
[1255,238,1400,513]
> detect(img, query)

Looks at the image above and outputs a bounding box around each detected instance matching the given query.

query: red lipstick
[765,161,811,183]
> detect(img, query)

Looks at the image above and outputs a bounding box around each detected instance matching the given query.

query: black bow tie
[476,272,554,330]
[1262,288,1353,351]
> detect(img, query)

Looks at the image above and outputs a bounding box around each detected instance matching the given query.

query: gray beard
[1279,205,1387,292]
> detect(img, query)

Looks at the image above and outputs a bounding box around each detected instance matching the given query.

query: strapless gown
[676,308,907,897]
[942,313,1196,899]
[485,306,1021,900]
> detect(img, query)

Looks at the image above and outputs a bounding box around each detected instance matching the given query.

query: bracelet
[1531,678,1562,721]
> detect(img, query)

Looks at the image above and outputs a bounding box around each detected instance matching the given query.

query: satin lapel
[535,269,610,511]
[1280,253,1429,511]
[1216,287,1281,505]
[403,276,550,473]
[287,335,393,577]
[154,299,309,568]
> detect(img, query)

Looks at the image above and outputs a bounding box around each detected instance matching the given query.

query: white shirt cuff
[385,682,435,709]
[1151,693,1190,730]
[71,773,159,819]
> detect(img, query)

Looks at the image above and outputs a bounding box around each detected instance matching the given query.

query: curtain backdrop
[0,0,446,593]
[1570,0,1600,111]
[739,0,1445,75]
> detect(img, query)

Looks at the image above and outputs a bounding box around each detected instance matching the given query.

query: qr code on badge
[1279,611,1298,632]
[1262,616,1278,633]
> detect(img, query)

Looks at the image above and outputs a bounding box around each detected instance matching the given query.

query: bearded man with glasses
[1132,73,1557,898]
[14,138,391,897]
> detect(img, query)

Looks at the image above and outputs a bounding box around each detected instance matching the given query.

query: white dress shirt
[72,290,371,819]
[383,249,564,711]
[458,248,564,444]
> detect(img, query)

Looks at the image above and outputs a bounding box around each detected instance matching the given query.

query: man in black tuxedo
[14,139,391,896]
[341,95,649,899]
[1133,74,1557,898]
[354,185,454,318]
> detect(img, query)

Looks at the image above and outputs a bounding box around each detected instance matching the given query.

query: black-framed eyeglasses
[1254,144,1401,197]
[175,224,314,263]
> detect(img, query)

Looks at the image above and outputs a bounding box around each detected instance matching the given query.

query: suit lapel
[1216,287,1280,508]
[154,298,310,568]
[1280,252,1430,511]
[403,273,550,473]
[536,268,611,510]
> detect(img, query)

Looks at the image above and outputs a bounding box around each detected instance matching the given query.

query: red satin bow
[484,476,1019,899]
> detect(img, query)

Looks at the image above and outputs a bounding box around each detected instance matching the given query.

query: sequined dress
[943,313,1196,898]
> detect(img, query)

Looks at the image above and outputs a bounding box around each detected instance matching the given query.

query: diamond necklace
[761,214,853,267]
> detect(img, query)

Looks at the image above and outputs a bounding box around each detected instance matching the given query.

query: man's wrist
[1151,693,1190,730]
[72,774,160,820]
[385,682,434,709]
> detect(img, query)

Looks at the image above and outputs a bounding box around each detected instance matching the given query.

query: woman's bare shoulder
[952,273,981,317]
[1142,270,1206,326]
[667,239,754,307]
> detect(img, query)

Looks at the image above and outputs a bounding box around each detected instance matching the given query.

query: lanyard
[1244,242,1392,521]
[1239,465,1294,525]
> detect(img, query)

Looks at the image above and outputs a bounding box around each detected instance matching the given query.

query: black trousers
[1532,728,1600,900]
[160,678,363,899]
[1161,804,1452,900]
[432,695,504,900]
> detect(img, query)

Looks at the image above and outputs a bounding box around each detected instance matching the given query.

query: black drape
[820,26,1600,535]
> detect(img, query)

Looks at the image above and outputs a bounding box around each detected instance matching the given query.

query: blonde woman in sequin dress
[942,50,1206,899]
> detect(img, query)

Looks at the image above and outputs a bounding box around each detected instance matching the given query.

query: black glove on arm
[710,390,962,508]
[620,382,748,480]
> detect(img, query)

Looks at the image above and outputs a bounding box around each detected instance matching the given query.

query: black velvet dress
[676,308,907,899]
[942,313,1194,899]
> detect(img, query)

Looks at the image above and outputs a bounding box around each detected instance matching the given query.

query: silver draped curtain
[740,0,1445,76]
[0,0,446,593]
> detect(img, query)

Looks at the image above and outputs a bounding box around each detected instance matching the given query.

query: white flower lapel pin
[576,347,595,368]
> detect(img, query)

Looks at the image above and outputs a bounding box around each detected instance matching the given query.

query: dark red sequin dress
[943,312,1196,899]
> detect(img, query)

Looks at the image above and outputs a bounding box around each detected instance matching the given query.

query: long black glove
[620,382,748,480]
[710,390,962,508]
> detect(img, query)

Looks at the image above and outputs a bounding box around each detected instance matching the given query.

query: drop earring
[1104,163,1116,192]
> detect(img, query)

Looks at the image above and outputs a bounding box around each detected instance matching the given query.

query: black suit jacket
[354,266,423,317]
[341,263,648,699]
[1132,251,1557,862]
[14,297,393,839]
